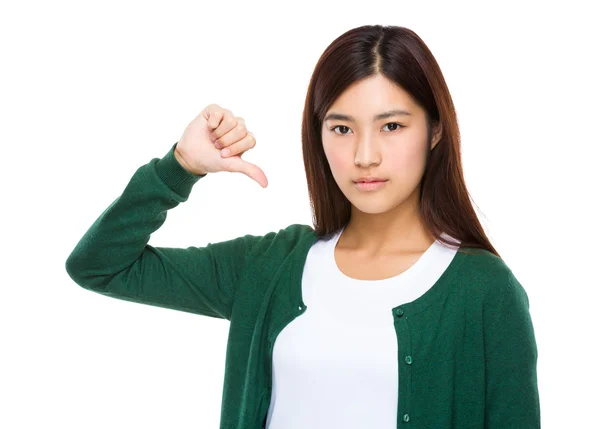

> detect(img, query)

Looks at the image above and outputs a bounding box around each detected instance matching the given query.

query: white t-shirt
[266,225,461,429]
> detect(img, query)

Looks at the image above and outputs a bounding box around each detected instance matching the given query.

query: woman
[66,24,540,429]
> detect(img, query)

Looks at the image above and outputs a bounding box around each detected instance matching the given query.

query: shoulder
[242,223,316,260]
[458,247,508,277]
[457,247,531,317]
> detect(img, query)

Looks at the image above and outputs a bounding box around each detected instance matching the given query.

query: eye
[331,125,352,135]
[382,122,405,132]
[330,122,405,135]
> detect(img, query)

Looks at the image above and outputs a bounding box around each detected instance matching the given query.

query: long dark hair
[301,24,499,258]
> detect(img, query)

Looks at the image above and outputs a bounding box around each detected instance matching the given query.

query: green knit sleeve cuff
[155,142,206,197]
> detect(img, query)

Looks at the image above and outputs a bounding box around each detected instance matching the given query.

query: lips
[354,180,388,191]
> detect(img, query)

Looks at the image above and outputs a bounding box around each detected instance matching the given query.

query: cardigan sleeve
[65,142,249,320]
[483,272,541,428]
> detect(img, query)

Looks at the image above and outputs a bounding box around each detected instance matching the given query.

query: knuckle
[226,145,238,157]
[224,115,236,127]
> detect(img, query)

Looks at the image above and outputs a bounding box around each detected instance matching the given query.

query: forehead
[325,74,417,118]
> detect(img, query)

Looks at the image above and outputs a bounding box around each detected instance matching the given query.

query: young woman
[66,24,540,429]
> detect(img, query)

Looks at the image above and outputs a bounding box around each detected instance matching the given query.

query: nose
[354,138,382,168]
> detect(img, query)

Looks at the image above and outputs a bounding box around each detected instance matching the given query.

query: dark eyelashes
[330,122,406,135]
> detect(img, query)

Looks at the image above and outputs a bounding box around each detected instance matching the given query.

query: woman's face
[321,74,441,216]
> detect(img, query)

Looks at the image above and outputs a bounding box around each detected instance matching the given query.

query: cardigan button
[395,308,404,317]
[403,413,410,422]
[405,356,412,364]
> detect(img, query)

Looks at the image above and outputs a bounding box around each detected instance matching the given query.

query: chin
[344,194,392,215]
[354,206,390,215]
[354,204,392,215]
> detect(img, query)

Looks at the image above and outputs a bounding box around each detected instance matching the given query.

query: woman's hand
[174,103,268,188]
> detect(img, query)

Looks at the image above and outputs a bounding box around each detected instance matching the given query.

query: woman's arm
[65,142,249,320]
[484,272,541,428]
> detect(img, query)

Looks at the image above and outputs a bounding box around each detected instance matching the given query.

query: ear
[430,122,443,150]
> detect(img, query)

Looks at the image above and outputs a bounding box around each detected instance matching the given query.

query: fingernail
[221,148,230,156]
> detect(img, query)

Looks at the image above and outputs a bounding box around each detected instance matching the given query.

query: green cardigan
[65,142,541,428]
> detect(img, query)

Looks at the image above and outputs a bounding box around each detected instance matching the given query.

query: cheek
[401,143,426,165]
[387,144,428,180]
[324,147,347,176]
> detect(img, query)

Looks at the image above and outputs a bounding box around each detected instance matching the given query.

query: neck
[340,188,435,257]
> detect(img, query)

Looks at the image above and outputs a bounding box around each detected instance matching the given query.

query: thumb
[227,156,269,188]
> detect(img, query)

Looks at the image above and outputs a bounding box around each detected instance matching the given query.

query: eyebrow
[323,109,412,122]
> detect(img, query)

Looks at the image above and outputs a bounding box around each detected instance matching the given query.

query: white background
[1,0,598,427]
